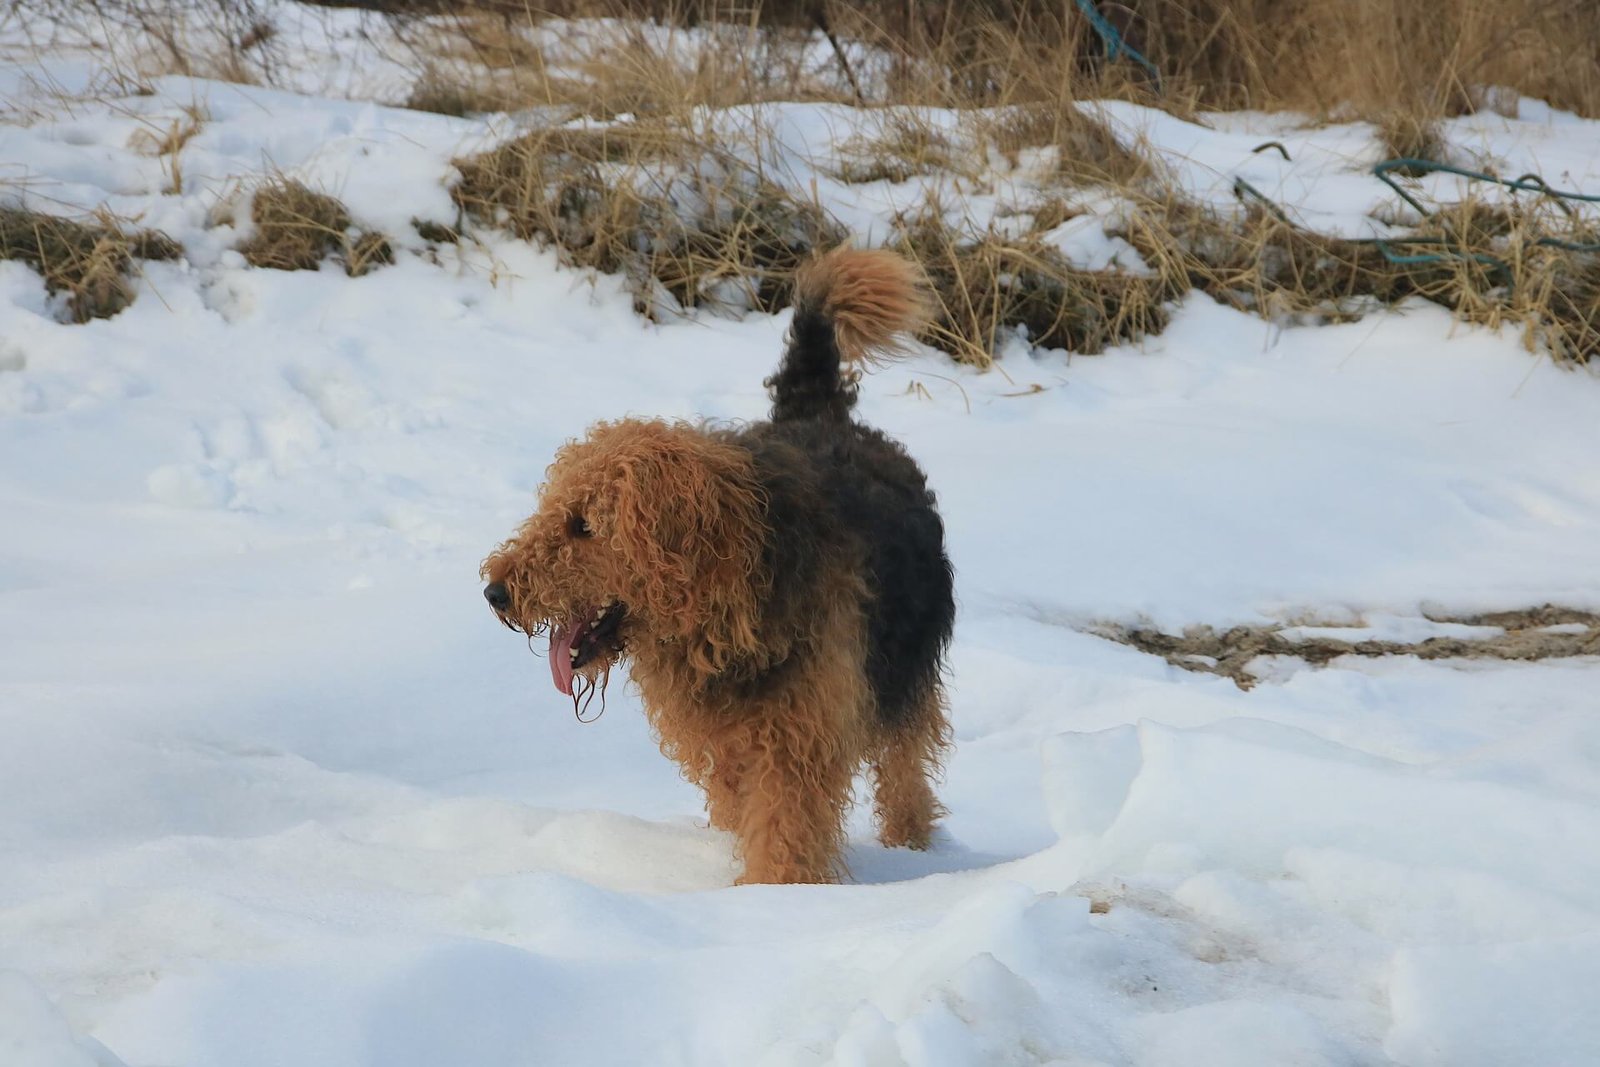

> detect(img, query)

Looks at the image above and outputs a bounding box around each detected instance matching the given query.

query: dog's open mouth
[549,599,627,696]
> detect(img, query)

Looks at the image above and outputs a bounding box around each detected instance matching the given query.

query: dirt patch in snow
[1102,605,1600,689]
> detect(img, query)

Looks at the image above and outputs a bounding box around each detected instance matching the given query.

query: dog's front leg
[724,677,865,883]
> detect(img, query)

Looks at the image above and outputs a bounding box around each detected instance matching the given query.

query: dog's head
[481,419,770,698]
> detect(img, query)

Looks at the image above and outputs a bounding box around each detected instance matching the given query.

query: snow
[2,31,1600,1067]
[1278,616,1506,643]
[0,973,124,1067]
[1387,937,1600,1066]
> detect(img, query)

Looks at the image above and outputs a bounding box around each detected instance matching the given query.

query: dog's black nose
[483,582,511,610]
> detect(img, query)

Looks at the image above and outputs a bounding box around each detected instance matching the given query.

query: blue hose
[1231,160,1600,293]
[1073,0,1163,90]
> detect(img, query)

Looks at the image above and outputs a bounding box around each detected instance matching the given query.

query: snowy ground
[4,35,1600,1067]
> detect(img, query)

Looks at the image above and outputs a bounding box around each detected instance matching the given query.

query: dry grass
[867,174,1600,368]
[16,0,1600,119]
[1115,188,1600,365]
[832,112,964,186]
[20,0,1600,366]
[1374,110,1451,174]
[893,205,1180,367]
[387,8,851,120]
[403,66,531,117]
[811,102,1153,191]
[985,104,1156,187]
[127,103,206,195]
[960,0,1600,119]
[0,205,181,321]
[238,180,393,277]
[365,0,1600,119]
[374,0,1160,121]
[450,108,1171,357]
[448,103,1600,367]
[16,0,281,85]
[1424,197,1600,365]
[394,20,575,117]
[451,120,842,316]
[1120,197,1415,325]
[257,1,1600,368]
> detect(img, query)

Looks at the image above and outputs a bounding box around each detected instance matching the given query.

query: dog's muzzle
[483,582,511,611]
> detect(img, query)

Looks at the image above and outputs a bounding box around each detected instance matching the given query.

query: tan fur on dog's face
[481,419,772,687]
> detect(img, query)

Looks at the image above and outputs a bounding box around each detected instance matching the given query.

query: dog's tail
[766,247,930,423]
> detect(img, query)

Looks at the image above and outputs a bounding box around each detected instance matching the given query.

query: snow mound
[0,974,125,1067]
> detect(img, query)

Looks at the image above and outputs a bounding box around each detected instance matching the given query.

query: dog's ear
[591,421,770,676]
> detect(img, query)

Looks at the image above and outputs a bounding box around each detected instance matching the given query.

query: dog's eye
[566,514,593,539]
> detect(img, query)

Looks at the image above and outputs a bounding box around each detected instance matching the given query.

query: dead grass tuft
[1431,196,1600,366]
[986,104,1155,187]
[451,120,843,316]
[1120,198,1413,325]
[238,180,393,277]
[894,207,1180,367]
[403,69,514,117]
[345,230,397,276]
[412,217,461,244]
[127,104,207,195]
[396,32,564,118]
[1375,110,1450,174]
[833,112,961,185]
[0,205,181,321]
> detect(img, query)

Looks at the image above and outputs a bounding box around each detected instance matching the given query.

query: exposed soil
[1102,605,1600,689]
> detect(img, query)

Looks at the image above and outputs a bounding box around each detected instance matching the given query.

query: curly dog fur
[481,248,956,884]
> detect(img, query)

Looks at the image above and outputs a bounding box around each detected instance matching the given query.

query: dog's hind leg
[870,684,950,850]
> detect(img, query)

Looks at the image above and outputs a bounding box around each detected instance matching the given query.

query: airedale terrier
[481,248,955,884]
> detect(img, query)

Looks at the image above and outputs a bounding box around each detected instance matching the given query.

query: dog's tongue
[549,623,577,696]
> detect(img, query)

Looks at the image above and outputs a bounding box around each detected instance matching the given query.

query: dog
[481,248,955,884]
